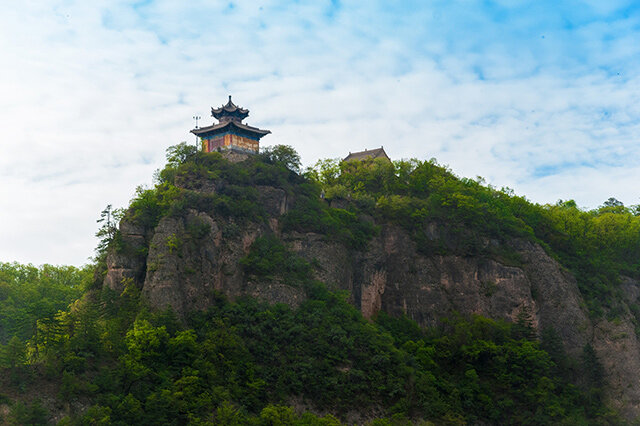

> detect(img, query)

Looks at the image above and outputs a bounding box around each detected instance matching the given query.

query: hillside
[2,144,640,424]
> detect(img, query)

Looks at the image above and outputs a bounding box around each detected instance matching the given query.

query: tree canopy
[0,145,629,424]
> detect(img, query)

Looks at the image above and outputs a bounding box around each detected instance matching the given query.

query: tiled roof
[343,147,390,162]
[211,95,249,120]
[191,120,271,137]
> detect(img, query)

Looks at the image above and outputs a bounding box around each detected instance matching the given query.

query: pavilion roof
[211,96,249,121]
[191,119,271,137]
[343,147,390,162]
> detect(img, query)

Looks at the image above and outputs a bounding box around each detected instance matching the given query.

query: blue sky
[1,0,640,265]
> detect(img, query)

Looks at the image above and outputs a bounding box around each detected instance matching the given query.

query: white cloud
[1,0,640,265]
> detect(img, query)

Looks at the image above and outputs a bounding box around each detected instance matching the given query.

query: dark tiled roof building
[192,96,270,154]
[343,147,390,162]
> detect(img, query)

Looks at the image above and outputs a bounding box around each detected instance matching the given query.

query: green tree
[258,405,297,425]
[0,262,87,345]
[261,145,302,173]
[1,336,25,369]
[215,401,247,425]
[581,344,604,406]
[8,401,48,426]
[80,405,112,425]
[602,197,624,208]
[95,204,124,255]
[121,320,170,394]
[166,141,197,166]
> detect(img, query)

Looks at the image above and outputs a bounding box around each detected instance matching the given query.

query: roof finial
[228,95,232,103]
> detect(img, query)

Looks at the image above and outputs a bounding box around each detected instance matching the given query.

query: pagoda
[192,96,271,154]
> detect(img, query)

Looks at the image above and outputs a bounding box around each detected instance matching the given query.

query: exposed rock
[104,217,147,292]
[140,207,303,317]
[621,276,640,305]
[221,150,251,163]
[257,185,291,216]
[360,269,386,319]
[104,252,144,292]
[175,175,216,193]
[105,183,640,421]
[141,212,243,316]
[597,275,640,418]
[362,226,538,328]
[245,280,306,309]
[510,239,591,356]
[286,231,353,292]
[593,314,640,419]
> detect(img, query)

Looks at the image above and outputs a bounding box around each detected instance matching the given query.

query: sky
[1,0,640,266]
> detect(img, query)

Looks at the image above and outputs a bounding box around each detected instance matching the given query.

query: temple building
[343,147,390,162]
[192,96,271,154]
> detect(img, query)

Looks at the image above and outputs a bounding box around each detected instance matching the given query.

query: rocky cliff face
[104,174,640,421]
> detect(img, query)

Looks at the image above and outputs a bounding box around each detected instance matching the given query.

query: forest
[2,143,638,424]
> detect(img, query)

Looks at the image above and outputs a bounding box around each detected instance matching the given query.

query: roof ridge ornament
[211,95,249,122]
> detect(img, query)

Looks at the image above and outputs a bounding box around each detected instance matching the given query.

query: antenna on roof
[192,115,201,147]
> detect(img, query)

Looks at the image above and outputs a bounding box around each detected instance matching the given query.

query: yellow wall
[203,134,259,153]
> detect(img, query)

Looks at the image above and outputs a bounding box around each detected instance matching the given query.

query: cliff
[104,149,640,421]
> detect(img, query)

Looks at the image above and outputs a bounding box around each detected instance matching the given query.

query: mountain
[2,143,640,424]
[103,143,640,422]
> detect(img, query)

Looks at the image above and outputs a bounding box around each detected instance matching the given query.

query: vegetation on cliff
[1,144,635,424]
[0,274,612,424]
[308,156,640,318]
[0,262,90,345]
[129,142,640,319]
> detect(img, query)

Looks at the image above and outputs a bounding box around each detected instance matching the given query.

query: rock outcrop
[104,178,640,421]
